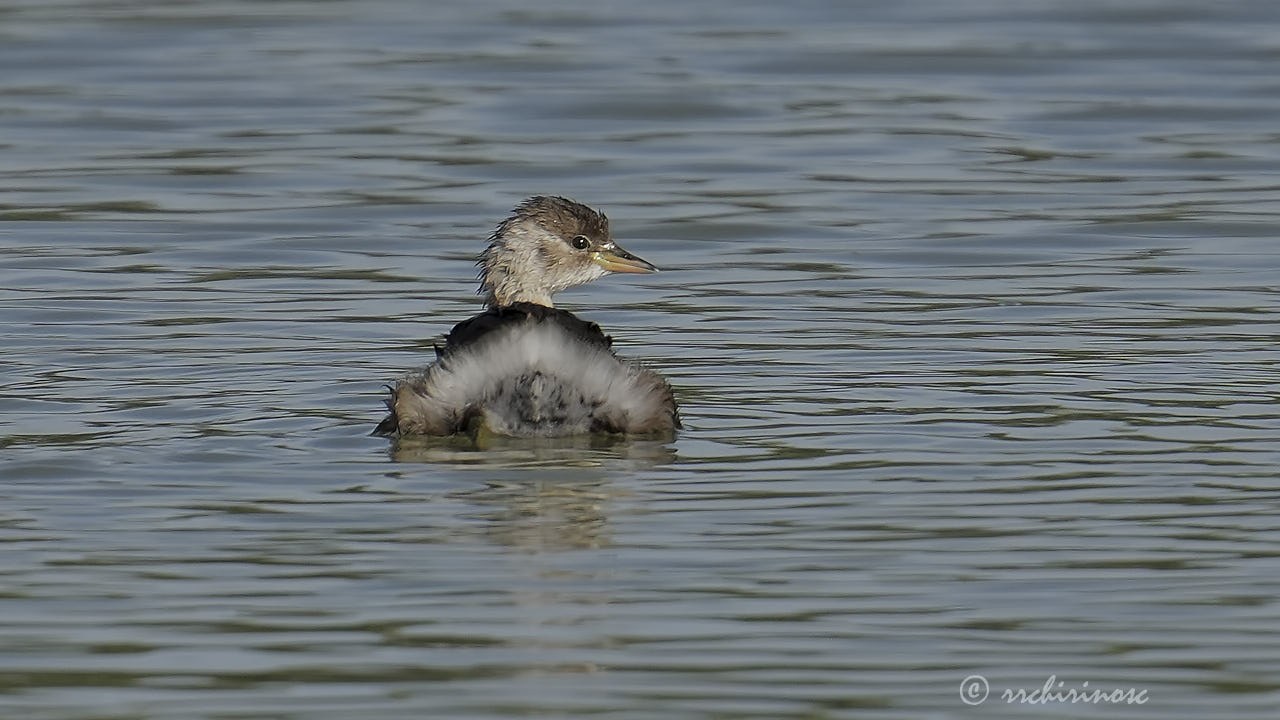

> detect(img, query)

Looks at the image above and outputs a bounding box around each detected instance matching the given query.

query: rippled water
[3,1,1279,718]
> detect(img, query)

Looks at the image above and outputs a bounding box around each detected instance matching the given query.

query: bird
[374,196,680,439]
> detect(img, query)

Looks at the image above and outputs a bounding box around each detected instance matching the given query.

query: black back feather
[441,302,613,357]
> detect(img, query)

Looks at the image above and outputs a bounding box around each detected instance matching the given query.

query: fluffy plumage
[375,197,679,439]
[376,303,677,437]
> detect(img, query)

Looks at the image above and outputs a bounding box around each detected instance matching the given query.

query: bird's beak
[592,244,659,274]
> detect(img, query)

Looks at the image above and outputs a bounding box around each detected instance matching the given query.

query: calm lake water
[2,1,1279,718]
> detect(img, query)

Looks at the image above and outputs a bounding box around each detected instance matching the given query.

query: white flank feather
[391,321,676,437]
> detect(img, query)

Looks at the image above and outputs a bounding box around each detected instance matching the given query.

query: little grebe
[375,196,680,438]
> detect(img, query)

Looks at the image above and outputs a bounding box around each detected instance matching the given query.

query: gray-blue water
[2,1,1279,718]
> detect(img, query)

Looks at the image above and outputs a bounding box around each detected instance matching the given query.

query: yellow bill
[592,244,659,274]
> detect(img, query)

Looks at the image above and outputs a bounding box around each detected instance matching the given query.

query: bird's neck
[483,284,555,308]
[479,242,556,308]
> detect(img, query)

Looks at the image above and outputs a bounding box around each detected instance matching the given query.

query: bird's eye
[571,235,591,250]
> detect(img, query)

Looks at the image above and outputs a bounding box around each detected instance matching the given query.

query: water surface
[2,1,1279,718]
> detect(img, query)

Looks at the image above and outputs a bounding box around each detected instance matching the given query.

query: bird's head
[477,196,658,307]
